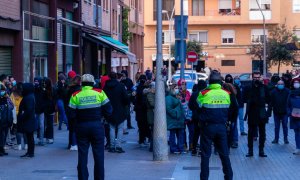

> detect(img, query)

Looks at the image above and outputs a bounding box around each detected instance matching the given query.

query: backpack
[0,103,13,127]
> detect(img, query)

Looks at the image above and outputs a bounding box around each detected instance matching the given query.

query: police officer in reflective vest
[69,74,112,180]
[197,71,233,180]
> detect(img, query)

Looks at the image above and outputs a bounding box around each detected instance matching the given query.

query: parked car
[185,80,195,94]
[175,70,208,83]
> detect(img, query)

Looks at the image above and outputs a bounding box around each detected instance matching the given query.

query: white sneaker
[70,145,78,151]
[293,149,300,155]
[24,144,28,150]
[47,139,54,144]
[4,146,9,150]
[17,144,22,150]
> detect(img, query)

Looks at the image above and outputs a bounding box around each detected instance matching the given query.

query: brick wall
[82,0,94,26]
[0,0,20,20]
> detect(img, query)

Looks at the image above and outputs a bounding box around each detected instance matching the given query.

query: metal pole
[256,0,267,77]
[180,0,185,80]
[153,0,168,161]
[168,7,175,82]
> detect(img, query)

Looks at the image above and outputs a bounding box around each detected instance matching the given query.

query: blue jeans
[200,124,233,180]
[294,129,300,149]
[238,108,245,133]
[57,99,68,129]
[16,133,27,145]
[186,122,194,146]
[274,114,288,141]
[169,129,185,153]
[36,113,45,143]
[231,122,238,143]
[76,121,105,180]
[109,122,124,148]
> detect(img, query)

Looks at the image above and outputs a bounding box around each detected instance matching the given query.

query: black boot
[246,149,253,157]
[259,149,267,157]
[0,147,8,156]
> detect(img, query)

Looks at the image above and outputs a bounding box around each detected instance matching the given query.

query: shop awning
[88,34,137,63]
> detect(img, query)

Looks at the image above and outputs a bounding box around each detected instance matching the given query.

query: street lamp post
[153,0,168,161]
[255,0,267,77]
[162,7,175,82]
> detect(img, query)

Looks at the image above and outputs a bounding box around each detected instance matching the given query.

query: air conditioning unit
[246,48,251,54]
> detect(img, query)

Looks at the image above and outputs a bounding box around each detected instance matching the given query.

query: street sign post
[187,51,198,81]
[187,51,198,63]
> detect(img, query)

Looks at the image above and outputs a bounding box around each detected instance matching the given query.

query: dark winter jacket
[234,84,244,108]
[166,93,185,130]
[228,93,239,123]
[0,97,13,128]
[44,87,56,115]
[104,79,130,126]
[244,82,270,125]
[146,92,155,125]
[34,87,47,114]
[56,80,68,100]
[65,85,81,120]
[287,89,300,129]
[269,87,290,115]
[189,90,200,123]
[17,83,36,133]
[121,78,134,93]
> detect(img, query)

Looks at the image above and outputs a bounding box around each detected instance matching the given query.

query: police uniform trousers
[76,121,105,180]
[200,123,233,180]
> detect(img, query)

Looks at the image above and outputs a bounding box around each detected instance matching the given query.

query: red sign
[187,51,198,63]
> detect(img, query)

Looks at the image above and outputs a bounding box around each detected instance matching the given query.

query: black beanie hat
[209,71,222,84]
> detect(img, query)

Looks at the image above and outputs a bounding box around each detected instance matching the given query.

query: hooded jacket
[17,83,36,133]
[103,79,129,126]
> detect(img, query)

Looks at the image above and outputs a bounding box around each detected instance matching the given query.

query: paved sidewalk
[172,120,300,180]
[0,117,299,180]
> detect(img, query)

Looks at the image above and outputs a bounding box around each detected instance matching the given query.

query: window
[189,33,199,41]
[294,0,300,13]
[251,29,268,43]
[294,30,300,41]
[250,0,271,11]
[92,0,102,27]
[192,0,205,16]
[156,31,175,44]
[188,31,208,43]
[221,60,235,66]
[153,0,175,21]
[221,30,235,44]
[183,0,189,15]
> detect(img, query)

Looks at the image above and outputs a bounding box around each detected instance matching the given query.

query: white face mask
[174,89,179,94]
[294,83,300,89]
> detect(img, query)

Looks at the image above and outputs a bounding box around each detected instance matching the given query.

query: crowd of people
[1,68,300,180]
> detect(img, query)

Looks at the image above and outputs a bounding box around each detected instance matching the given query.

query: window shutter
[0,47,12,75]
[219,0,232,9]
[222,30,235,38]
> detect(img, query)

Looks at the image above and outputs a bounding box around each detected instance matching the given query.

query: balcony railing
[204,8,241,16]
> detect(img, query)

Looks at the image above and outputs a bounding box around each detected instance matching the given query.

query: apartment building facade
[0,0,22,80]
[144,0,300,74]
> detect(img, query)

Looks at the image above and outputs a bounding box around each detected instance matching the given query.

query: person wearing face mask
[166,84,185,154]
[268,80,290,144]
[0,84,14,157]
[244,71,270,157]
[287,78,300,155]
[233,76,247,136]
[178,79,193,151]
